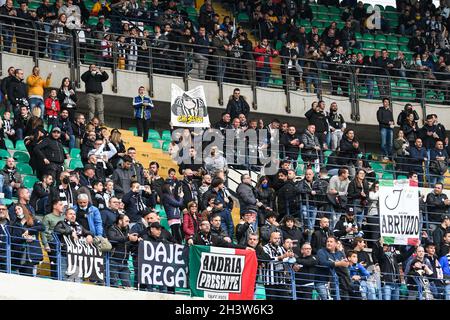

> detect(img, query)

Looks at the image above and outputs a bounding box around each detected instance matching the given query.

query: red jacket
[44,97,60,117]
[183,212,199,240]
[254,45,278,69]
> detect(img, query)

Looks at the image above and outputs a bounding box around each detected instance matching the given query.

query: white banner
[379,180,420,245]
[170,84,210,128]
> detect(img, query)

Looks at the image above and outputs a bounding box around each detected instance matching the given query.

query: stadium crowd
[2,0,450,96]
[1,0,450,301]
[0,59,450,299]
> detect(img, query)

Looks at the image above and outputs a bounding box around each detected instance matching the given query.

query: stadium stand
[1,0,450,301]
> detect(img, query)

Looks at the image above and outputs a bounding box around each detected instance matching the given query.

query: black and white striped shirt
[262,243,288,285]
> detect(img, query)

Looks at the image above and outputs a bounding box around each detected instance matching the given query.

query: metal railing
[2,15,450,117]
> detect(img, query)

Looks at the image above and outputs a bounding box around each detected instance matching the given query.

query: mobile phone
[139,186,145,191]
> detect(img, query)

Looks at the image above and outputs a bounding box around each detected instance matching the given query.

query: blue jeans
[217,59,226,83]
[51,41,71,61]
[383,282,400,300]
[366,79,374,99]
[257,66,271,87]
[0,175,13,199]
[29,97,45,119]
[301,205,317,232]
[315,282,331,300]
[61,255,82,282]
[110,262,131,287]
[428,174,444,187]
[220,209,234,239]
[306,74,318,93]
[1,25,13,52]
[380,127,393,157]
[361,280,378,300]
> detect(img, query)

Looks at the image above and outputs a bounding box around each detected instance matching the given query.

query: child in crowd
[347,250,370,300]
[44,89,60,128]
[165,168,178,189]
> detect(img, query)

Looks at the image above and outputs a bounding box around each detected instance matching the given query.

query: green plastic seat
[87,16,98,27]
[162,141,170,152]
[0,160,5,168]
[13,151,30,163]
[398,36,409,44]
[2,198,13,206]
[397,175,408,180]
[316,13,329,21]
[69,159,84,170]
[14,140,27,151]
[354,32,362,41]
[317,5,329,13]
[128,126,138,136]
[236,12,250,23]
[385,5,396,12]
[161,130,172,141]
[311,20,323,28]
[0,149,11,159]
[183,6,197,16]
[375,34,386,42]
[70,148,81,159]
[28,1,40,10]
[275,40,283,51]
[328,6,340,15]
[386,35,398,44]
[16,163,33,175]
[148,129,161,140]
[375,42,386,50]
[4,139,14,150]
[147,139,161,149]
[388,44,399,52]
[363,42,375,49]
[23,175,40,189]
[362,33,375,41]
[382,172,394,180]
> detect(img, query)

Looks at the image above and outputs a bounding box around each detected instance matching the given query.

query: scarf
[66,219,83,236]
[200,232,212,246]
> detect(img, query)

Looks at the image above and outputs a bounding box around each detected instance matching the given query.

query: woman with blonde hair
[109,128,126,168]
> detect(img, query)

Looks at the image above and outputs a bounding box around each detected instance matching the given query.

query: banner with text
[379,179,420,245]
[63,235,104,281]
[189,245,258,300]
[138,241,189,288]
[170,84,210,128]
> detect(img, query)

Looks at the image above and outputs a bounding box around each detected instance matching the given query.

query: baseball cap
[346,207,355,215]
[51,126,61,132]
[150,222,162,229]
[84,164,96,171]
[442,214,450,221]
[244,208,258,215]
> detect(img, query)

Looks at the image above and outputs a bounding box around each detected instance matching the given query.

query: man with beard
[276,169,301,220]
[327,102,346,151]
[311,217,332,254]
[261,231,294,299]
[101,196,121,233]
[107,214,137,288]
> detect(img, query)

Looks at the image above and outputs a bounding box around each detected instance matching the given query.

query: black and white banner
[170,84,210,128]
[138,240,189,288]
[63,235,104,281]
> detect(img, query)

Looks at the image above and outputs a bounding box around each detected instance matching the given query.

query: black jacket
[193,231,243,248]
[107,225,131,263]
[80,70,109,94]
[276,180,301,217]
[372,242,415,283]
[33,137,66,164]
[54,219,93,251]
[30,181,50,209]
[338,137,360,166]
[311,227,331,254]
[1,75,15,96]
[376,106,394,129]
[236,182,258,214]
[426,192,449,222]
[7,77,27,107]
[281,132,301,158]
[225,96,250,120]
[281,225,304,256]
[295,254,318,284]
[236,222,256,246]
[305,109,329,133]
[347,179,369,202]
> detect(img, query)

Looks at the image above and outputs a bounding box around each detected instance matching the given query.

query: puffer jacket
[107,224,131,263]
[236,182,258,213]
[301,130,320,159]
[33,137,66,164]
[162,193,184,220]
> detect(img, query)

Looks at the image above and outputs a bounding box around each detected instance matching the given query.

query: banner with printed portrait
[170,84,210,128]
